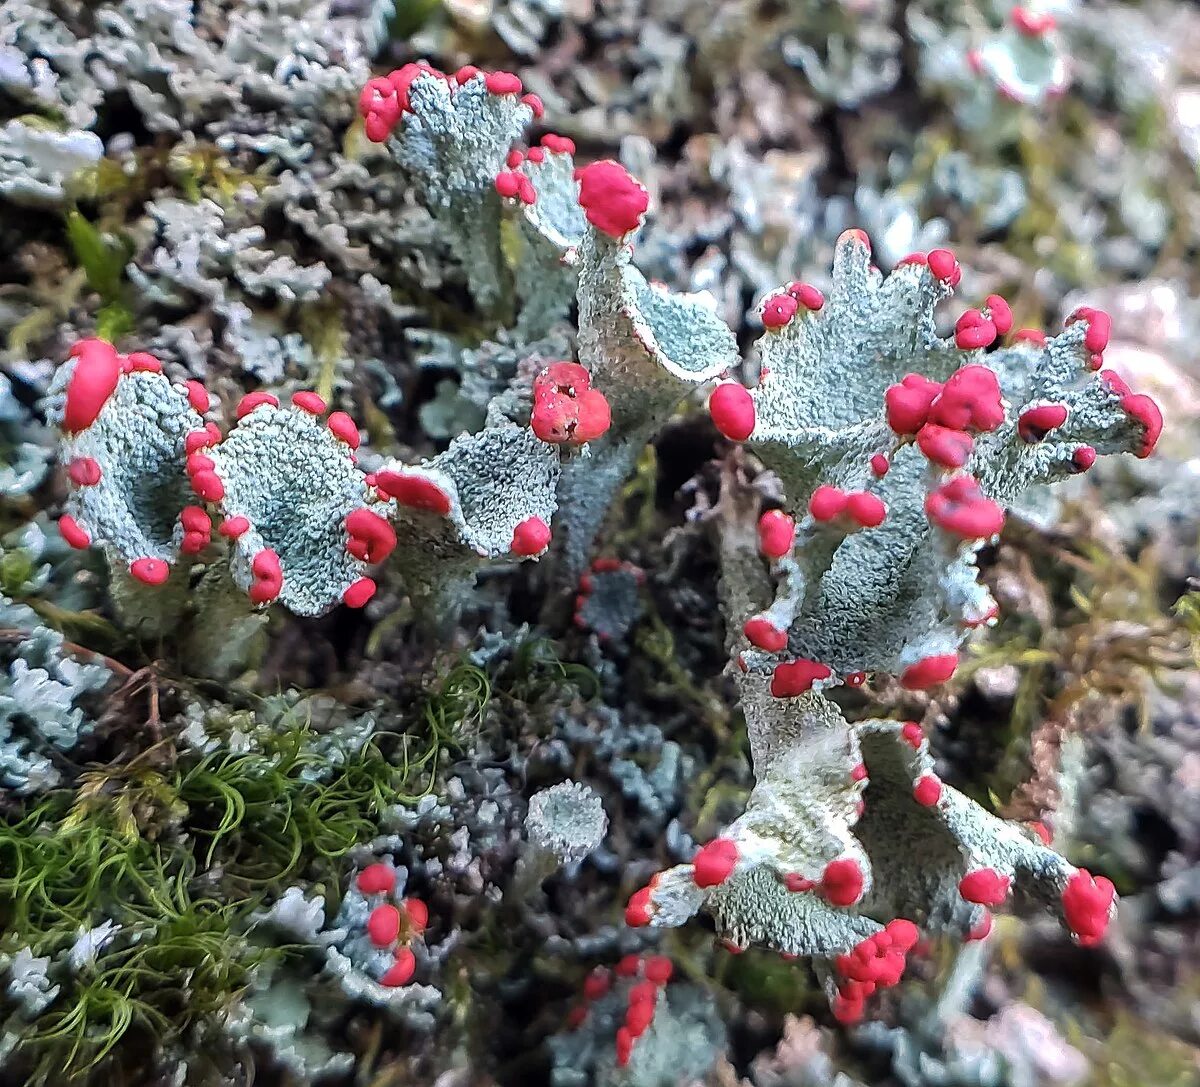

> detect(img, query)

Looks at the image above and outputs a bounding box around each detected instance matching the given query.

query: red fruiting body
[845,492,886,527]
[186,453,215,476]
[67,457,102,486]
[851,763,868,782]
[1014,328,1047,346]
[506,149,524,169]
[870,453,890,477]
[624,887,652,927]
[757,510,795,558]
[63,339,122,433]
[1099,371,1131,399]
[521,92,544,117]
[913,774,942,806]
[885,373,943,434]
[453,65,479,84]
[985,295,1013,335]
[1067,306,1111,354]
[367,904,401,947]
[184,429,216,454]
[345,508,396,563]
[59,514,91,549]
[541,133,576,154]
[363,63,444,140]
[928,366,1005,432]
[190,469,224,502]
[899,653,958,690]
[249,548,283,605]
[292,391,326,414]
[235,391,279,420]
[381,947,417,987]
[628,978,657,1005]
[375,471,452,515]
[1030,821,1053,845]
[927,248,960,284]
[494,171,521,199]
[625,999,654,1038]
[1061,869,1116,946]
[842,228,871,250]
[916,424,974,469]
[821,858,864,906]
[531,363,611,444]
[832,993,864,1024]
[787,282,825,310]
[897,252,928,266]
[180,506,212,555]
[784,873,815,892]
[343,577,377,608]
[615,1027,633,1067]
[771,658,832,697]
[743,617,787,652]
[359,76,402,142]
[1122,394,1163,458]
[220,515,250,538]
[887,918,920,951]
[404,898,429,933]
[576,160,650,238]
[130,557,169,586]
[485,70,522,95]
[185,380,210,414]
[1012,6,1055,35]
[845,671,866,687]
[511,516,552,556]
[357,862,396,895]
[124,352,162,373]
[1017,403,1068,442]
[967,912,993,941]
[925,476,1004,539]
[761,293,799,329]
[1070,446,1097,473]
[959,868,1012,906]
[954,309,997,350]
[832,918,919,1023]
[643,956,673,984]
[327,411,360,448]
[809,485,847,522]
[709,382,755,441]
[584,968,611,1000]
[692,838,738,888]
[615,954,641,977]
[526,146,545,164]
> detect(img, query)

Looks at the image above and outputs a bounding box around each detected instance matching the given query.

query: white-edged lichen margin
[366,65,535,312]
[525,780,609,866]
[555,162,740,573]
[628,680,1117,1023]
[49,339,208,587]
[205,393,393,616]
[713,231,1161,689]
[375,412,560,616]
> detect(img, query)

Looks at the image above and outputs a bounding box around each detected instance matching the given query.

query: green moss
[0,712,425,1082]
[1080,1012,1200,1087]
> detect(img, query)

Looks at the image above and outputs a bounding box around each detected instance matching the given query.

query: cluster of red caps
[531,362,611,446]
[358,62,543,144]
[831,918,922,1024]
[356,862,429,987]
[567,954,674,1068]
[494,134,577,205]
[189,389,380,609]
